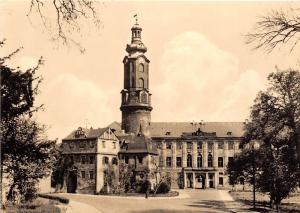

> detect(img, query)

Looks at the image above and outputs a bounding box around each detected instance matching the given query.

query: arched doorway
[195,174,205,189]
[186,173,193,188]
[67,170,77,193]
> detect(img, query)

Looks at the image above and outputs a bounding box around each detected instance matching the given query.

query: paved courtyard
[60,190,255,213]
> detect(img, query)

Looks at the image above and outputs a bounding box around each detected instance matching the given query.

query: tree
[227,147,263,209]
[117,163,136,193]
[1,41,56,203]
[242,69,300,210]
[246,8,300,53]
[150,157,171,196]
[27,0,102,52]
[103,163,119,194]
[257,144,299,211]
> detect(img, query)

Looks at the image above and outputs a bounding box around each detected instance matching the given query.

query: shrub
[156,182,170,194]
[38,194,69,204]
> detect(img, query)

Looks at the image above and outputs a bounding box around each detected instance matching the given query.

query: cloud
[152,31,265,122]
[37,73,117,140]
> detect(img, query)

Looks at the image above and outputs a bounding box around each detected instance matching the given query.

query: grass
[230,190,300,213]
[4,198,66,213]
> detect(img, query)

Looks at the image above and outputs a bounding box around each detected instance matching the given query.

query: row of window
[81,170,94,180]
[102,156,118,165]
[80,155,95,164]
[164,155,233,168]
[123,156,143,164]
[68,140,117,150]
[162,142,240,150]
[74,155,118,165]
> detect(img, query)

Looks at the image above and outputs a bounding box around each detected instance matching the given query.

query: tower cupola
[126,15,147,55]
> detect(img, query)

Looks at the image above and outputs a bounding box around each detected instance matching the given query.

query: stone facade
[120,21,152,137]
[152,137,242,189]
[61,19,248,194]
[61,127,119,194]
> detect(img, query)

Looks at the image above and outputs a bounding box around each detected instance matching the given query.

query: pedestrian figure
[145,180,150,199]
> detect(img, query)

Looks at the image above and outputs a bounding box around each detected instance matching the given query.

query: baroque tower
[120,18,152,137]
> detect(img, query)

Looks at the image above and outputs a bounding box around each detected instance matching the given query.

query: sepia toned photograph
[0,1,300,213]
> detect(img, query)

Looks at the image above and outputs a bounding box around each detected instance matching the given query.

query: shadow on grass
[236,199,300,213]
[131,210,228,213]
[131,200,233,213]
[187,200,231,212]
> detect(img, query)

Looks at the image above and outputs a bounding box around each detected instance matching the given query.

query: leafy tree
[118,163,135,193]
[257,144,299,211]
[246,8,300,53]
[150,157,172,196]
[51,145,72,192]
[1,41,56,203]
[103,163,119,194]
[227,147,263,209]
[242,69,300,210]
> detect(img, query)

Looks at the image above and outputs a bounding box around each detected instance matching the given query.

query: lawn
[4,197,66,213]
[230,190,300,213]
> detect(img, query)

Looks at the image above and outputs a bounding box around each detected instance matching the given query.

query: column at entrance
[183,172,187,189]
[205,172,209,188]
[214,171,218,189]
[192,172,196,189]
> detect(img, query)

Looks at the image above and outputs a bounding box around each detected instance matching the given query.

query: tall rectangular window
[208,143,213,151]
[113,141,116,149]
[89,171,94,180]
[166,143,172,149]
[187,142,192,151]
[219,177,223,185]
[166,157,172,167]
[208,154,213,167]
[81,171,86,179]
[197,142,202,150]
[102,141,106,148]
[218,157,223,167]
[228,142,234,150]
[81,155,86,164]
[89,156,94,164]
[176,157,182,167]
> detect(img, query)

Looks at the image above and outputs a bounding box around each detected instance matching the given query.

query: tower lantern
[120,17,152,137]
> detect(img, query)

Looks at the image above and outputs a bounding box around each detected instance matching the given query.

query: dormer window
[75,127,86,138]
[227,131,232,136]
[165,131,171,135]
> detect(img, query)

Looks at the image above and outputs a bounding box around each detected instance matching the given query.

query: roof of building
[108,121,245,138]
[63,127,109,140]
[119,135,158,155]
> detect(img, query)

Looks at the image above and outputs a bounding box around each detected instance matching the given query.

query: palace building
[61,19,246,194]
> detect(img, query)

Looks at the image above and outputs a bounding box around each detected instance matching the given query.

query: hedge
[38,194,69,204]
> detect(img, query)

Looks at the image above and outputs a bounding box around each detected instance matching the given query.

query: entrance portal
[195,174,205,189]
[67,171,77,193]
[187,173,193,188]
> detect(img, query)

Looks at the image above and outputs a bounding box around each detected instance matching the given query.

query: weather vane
[134,14,138,24]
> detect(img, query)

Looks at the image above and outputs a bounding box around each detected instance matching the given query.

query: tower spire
[134,14,138,25]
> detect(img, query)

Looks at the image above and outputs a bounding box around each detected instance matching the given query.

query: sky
[1,1,300,141]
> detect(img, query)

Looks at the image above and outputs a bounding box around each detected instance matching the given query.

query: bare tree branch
[246,8,300,53]
[27,0,103,53]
